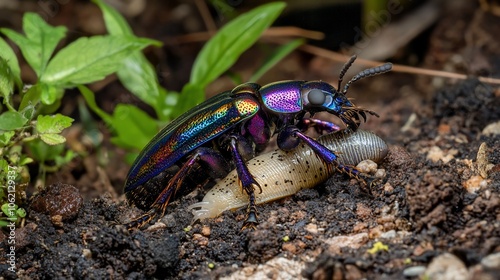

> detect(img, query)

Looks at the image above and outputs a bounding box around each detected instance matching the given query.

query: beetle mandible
[124,55,392,229]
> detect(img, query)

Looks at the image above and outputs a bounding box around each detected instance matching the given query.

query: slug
[189,129,388,221]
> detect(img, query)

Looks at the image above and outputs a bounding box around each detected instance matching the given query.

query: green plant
[0,8,159,225]
[1,202,26,227]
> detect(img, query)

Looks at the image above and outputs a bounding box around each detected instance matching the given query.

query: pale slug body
[189,129,388,221]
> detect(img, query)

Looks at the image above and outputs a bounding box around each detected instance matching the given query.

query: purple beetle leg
[298,118,342,134]
[278,126,367,181]
[227,135,262,229]
[126,147,229,229]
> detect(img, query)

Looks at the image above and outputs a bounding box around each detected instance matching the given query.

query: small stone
[403,266,426,277]
[380,230,396,239]
[437,123,451,135]
[325,233,369,254]
[50,215,64,227]
[424,253,468,280]
[356,159,378,174]
[82,248,92,259]
[427,146,456,164]
[192,233,209,246]
[481,252,500,269]
[201,225,211,237]
[374,168,386,178]
[476,142,493,178]
[463,175,487,193]
[383,182,394,192]
[355,203,372,219]
[305,223,318,234]
[482,121,500,135]
[282,242,297,254]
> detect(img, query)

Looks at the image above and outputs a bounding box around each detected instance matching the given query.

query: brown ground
[1,1,499,279]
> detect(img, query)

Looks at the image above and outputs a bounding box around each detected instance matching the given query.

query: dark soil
[1,1,500,279]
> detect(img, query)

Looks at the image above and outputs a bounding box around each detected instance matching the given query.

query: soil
[1,1,500,279]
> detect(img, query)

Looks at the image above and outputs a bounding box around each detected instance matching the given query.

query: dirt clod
[30,183,83,220]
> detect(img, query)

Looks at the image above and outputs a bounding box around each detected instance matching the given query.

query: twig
[168,26,324,44]
[300,44,500,86]
[195,0,217,33]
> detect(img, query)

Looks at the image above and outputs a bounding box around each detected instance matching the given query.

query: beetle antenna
[342,62,393,94]
[338,55,357,91]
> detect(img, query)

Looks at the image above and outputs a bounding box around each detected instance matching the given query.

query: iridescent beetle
[124,55,392,229]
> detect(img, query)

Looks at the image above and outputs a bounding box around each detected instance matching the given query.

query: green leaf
[16,208,26,218]
[19,155,34,166]
[116,52,166,113]
[78,85,113,124]
[40,83,64,105]
[55,150,76,167]
[0,37,21,89]
[190,2,285,88]
[249,38,304,82]
[20,104,36,121]
[19,84,42,111]
[110,104,158,150]
[40,35,157,87]
[27,139,65,161]
[40,133,66,145]
[81,86,158,149]
[0,111,28,131]
[0,131,15,147]
[0,13,67,77]
[36,114,74,134]
[93,0,167,119]
[93,0,134,35]
[1,203,16,217]
[173,83,204,118]
[0,57,15,102]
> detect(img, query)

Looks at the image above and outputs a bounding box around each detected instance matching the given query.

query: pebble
[305,223,318,234]
[481,252,500,270]
[481,120,500,135]
[427,146,457,164]
[324,233,369,254]
[201,225,211,236]
[221,257,304,280]
[424,253,468,280]
[403,266,426,277]
[356,159,378,174]
[380,230,396,239]
[462,175,487,193]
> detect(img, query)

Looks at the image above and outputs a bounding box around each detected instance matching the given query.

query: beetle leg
[226,135,261,230]
[278,126,367,182]
[126,147,229,229]
[298,118,342,134]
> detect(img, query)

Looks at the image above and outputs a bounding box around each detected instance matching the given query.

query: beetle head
[301,81,377,129]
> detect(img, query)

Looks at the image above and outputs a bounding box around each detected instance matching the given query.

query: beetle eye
[308,89,326,105]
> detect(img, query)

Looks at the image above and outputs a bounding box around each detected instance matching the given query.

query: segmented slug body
[189,129,388,221]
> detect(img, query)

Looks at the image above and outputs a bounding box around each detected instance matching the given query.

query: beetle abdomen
[189,129,388,220]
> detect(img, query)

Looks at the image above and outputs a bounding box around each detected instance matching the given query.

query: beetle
[189,129,388,221]
[124,55,392,229]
